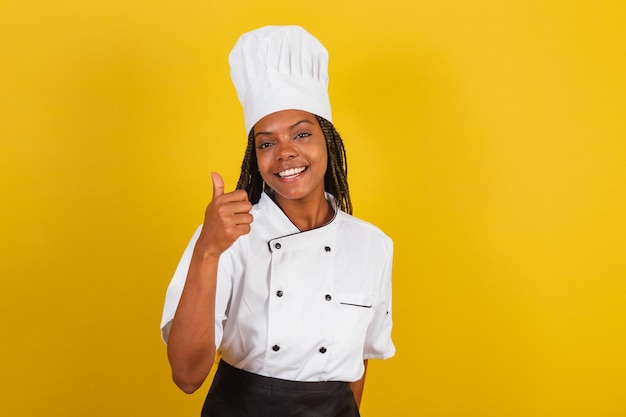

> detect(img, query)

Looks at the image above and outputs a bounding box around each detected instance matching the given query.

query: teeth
[278,167,306,177]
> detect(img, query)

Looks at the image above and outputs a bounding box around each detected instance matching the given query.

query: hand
[197,172,253,257]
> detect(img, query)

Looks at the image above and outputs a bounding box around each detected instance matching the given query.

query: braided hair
[236,115,353,215]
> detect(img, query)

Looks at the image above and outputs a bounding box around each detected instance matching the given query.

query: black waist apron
[201,359,360,417]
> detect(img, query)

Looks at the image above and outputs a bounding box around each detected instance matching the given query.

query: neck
[272,191,334,231]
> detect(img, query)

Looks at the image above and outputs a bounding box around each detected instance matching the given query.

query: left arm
[349,360,368,408]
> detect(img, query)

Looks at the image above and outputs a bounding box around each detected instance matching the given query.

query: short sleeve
[363,237,395,359]
[160,226,202,343]
[159,226,233,349]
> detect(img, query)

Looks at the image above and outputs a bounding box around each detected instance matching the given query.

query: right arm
[166,172,253,394]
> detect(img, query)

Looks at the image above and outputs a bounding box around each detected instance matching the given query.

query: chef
[161,25,395,417]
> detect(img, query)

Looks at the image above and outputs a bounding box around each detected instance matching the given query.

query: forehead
[254,109,318,134]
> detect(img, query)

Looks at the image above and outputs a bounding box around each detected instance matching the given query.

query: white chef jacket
[161,192,394,382]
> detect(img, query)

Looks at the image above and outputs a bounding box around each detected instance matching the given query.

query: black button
[276,290,283,297]
[324,246,331,252]
[274,243,281,249]
[319,347,327,354]
[272,345,280,352]
[325,294,332,301]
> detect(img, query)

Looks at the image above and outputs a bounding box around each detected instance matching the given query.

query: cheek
[255,153,272,182]
[255,149,269,170]
[317,146,329,173]
[320,156,328,175]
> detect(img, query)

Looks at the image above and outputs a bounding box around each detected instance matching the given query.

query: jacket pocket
[338,293,373,308]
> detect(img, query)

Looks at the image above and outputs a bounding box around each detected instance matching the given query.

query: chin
[273,190,307,200]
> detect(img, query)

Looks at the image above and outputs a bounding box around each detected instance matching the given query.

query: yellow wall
[1,1,625,416]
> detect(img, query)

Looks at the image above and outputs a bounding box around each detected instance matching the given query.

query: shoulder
[335,211,393,253]
[336,210,391,239]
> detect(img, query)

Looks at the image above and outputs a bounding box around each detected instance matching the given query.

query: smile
[277,166,307,178]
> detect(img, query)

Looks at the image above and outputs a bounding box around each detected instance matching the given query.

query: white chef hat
[229,25,332,135]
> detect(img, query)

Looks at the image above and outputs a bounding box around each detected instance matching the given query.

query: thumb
[211,172,225,200]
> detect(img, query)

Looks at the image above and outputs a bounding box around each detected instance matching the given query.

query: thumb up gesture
[197,172,253,257]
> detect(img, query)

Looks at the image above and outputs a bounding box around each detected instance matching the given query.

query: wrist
[194,235,224,260]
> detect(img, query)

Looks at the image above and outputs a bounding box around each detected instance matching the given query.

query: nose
[276,140,297,160]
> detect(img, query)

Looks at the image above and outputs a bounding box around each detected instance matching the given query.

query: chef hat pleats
[229,25,332,135]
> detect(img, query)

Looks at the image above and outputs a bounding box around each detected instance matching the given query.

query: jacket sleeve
[160,226,202,343]
[159,225,233,350]
[363,236,395,359]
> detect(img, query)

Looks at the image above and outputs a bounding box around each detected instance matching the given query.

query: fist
[198,172,253,256]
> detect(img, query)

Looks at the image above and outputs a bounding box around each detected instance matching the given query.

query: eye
[295,132,311,139]
[257,141,273,149]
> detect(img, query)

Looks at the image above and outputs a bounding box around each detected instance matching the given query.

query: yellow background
[1,1,625,416]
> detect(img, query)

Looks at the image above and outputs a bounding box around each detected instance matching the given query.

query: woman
[161,26,395,416]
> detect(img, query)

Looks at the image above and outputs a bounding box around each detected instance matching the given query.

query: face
[254,109,328,205]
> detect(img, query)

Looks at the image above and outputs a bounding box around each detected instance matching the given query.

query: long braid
[316,115,352,214]
[236,115,353,215]
[236,129,265,203]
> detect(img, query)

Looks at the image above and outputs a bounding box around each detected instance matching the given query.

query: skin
[166,109,367,406]
[253,109,333,230]
[166,172,252,394]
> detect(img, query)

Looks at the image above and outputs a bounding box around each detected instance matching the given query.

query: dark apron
[201,360,361,417]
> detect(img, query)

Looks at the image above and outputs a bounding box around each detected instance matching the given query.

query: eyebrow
[254,119,314,138]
